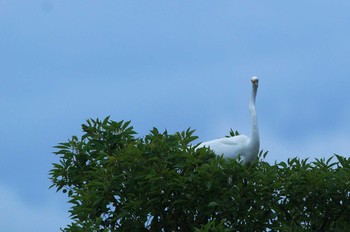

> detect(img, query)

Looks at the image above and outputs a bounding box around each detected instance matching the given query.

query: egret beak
[251,76,259,86]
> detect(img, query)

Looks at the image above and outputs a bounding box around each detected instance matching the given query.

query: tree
[50,117,350,231]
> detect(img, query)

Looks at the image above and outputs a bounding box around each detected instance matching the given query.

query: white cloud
[0,183,70,232]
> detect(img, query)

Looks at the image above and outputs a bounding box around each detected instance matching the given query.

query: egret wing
[198,135,250,159]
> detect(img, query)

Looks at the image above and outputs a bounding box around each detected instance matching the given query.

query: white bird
[197,76,260,164]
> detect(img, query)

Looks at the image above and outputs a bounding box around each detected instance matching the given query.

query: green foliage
[226,129,240,138]
[50,117,350,231]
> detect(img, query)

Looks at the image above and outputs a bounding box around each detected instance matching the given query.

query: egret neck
[249,82,259,151]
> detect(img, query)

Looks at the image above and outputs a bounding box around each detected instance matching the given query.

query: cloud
[0,183,70,232]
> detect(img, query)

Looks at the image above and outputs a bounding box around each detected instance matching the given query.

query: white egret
[197,76,260,164]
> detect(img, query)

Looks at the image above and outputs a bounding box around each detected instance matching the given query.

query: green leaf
[208,201,219,208]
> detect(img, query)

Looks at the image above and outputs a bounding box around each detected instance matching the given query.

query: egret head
[251,76,259,86]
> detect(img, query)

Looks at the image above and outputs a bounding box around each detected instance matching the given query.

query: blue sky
[1,1,350,231]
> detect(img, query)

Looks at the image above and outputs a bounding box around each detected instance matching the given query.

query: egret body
[197,77,260,164]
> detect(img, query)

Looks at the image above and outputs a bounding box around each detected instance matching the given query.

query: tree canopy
[50,117,350,231]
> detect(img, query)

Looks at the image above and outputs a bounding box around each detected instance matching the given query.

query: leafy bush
[50,117,350,231]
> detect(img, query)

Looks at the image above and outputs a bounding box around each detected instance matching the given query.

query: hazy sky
[1,1,350,231]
